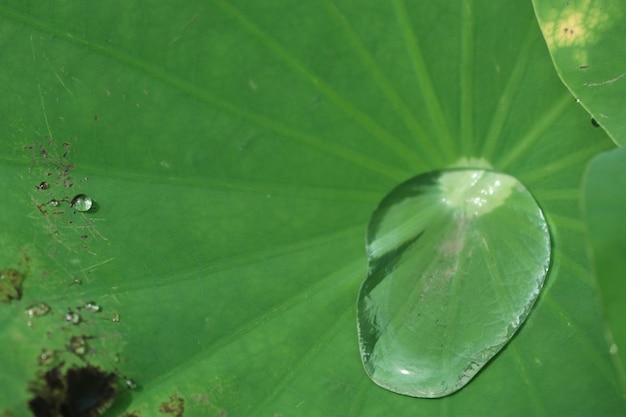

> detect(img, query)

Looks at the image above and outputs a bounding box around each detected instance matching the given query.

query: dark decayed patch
[28,364,117,417]
[158,394,184,417]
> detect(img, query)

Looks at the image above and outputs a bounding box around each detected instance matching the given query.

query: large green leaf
[1,1,624,416]
[532,0,626,145]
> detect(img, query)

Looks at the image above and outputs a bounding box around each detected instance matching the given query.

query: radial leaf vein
[460,0,475,155]
[510,345,548,417]
[0,5,407,181]
[551,248,593,287]
[80,225,364,296]
[323,0,443,167]
[547,213,586,232]
[481,19,540,160]
[543,294,624,394]
[347,379,371,417]
[393,0,455,158]
[499,93,573,169]
[214,0,425,169]
[520,143,607,184]
[61,165,384,203]
[137,258,363,395]
[251,307,354,416]
[482,240,516,317]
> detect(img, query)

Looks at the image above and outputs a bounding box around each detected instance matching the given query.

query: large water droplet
[357,168,550,398]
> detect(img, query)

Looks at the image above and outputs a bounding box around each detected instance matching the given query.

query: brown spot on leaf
[0,268,26,304]
[159,394,185,417]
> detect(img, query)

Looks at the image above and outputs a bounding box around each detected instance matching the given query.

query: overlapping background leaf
[1,0,624,416]
[533,0,626,378]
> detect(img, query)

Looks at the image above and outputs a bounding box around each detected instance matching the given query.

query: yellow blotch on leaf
[538,0,615,63]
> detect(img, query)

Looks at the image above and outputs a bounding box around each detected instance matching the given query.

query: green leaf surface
[532,0,626,145]
[582,147,626,385]
[1,1,624,416]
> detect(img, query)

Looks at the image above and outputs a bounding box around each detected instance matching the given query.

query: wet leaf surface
[1,0,624,415]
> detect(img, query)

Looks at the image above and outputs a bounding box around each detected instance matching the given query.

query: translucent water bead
[357,169,550,398]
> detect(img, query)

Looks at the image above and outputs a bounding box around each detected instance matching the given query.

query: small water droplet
[111,312,120,323]
[38,182,50,190]
[591,117,600,127]
[64,310,81,325]
[39,349,55,366]
[49,199,60,207]
[70,194,93,212]
[68,335,87,356]
[26,303,51,318]
[357,168,550,398]
[84,302,100,313]
[125,378,137,390]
